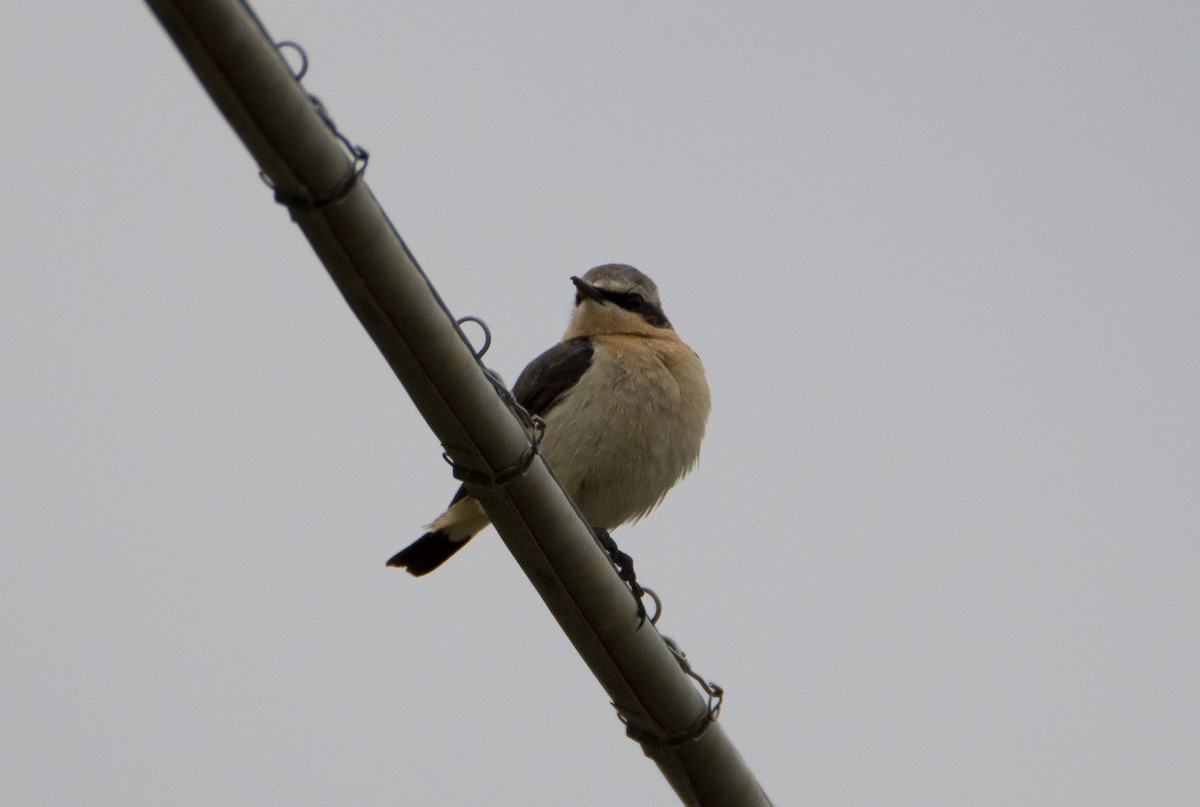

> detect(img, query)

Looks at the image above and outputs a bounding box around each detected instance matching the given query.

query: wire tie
[257,40,370,210]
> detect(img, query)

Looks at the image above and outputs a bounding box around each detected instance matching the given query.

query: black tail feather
[386,530,471,576]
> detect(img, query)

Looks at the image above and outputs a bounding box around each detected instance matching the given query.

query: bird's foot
[593,527,649,627]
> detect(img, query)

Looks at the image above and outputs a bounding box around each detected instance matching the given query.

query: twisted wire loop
[275,40,308,79]
[641,586,664,626]
[456,315,493,359]
[439,315,545,489]
[258,41,370,211]
[613,632,724,750]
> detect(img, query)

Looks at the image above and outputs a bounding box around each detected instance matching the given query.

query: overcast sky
[3,2,1198,805]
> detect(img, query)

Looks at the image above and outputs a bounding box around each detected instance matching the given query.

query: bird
[387,263,710,588]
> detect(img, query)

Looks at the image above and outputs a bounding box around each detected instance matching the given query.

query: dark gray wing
[432,339,592,512]
[512,336,594,417]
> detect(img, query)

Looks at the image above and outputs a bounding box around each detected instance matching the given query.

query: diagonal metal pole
[144,2,773,804]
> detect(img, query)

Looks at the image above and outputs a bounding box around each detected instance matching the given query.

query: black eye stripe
[608,290,670,327]
[604,290,644,310]
[577,286,670,328]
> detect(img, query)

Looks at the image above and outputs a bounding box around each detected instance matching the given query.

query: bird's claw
[593,527,650,627]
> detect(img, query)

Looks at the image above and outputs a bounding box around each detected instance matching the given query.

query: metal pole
[144,2,773,803]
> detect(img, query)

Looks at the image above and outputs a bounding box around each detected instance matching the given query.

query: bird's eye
[626,293,644,309]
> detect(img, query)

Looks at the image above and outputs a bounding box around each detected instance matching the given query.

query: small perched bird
[387,263,710,581]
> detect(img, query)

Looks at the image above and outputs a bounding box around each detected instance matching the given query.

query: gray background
[3,2,1198,805]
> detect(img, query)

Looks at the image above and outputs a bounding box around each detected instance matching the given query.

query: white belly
[538,335,710,530]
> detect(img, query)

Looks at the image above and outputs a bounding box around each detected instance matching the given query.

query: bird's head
[564,264,673,338]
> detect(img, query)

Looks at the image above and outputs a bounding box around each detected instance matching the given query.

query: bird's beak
[571,276,607,303]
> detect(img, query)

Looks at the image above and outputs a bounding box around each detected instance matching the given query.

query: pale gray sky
[3,2,1198,805]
